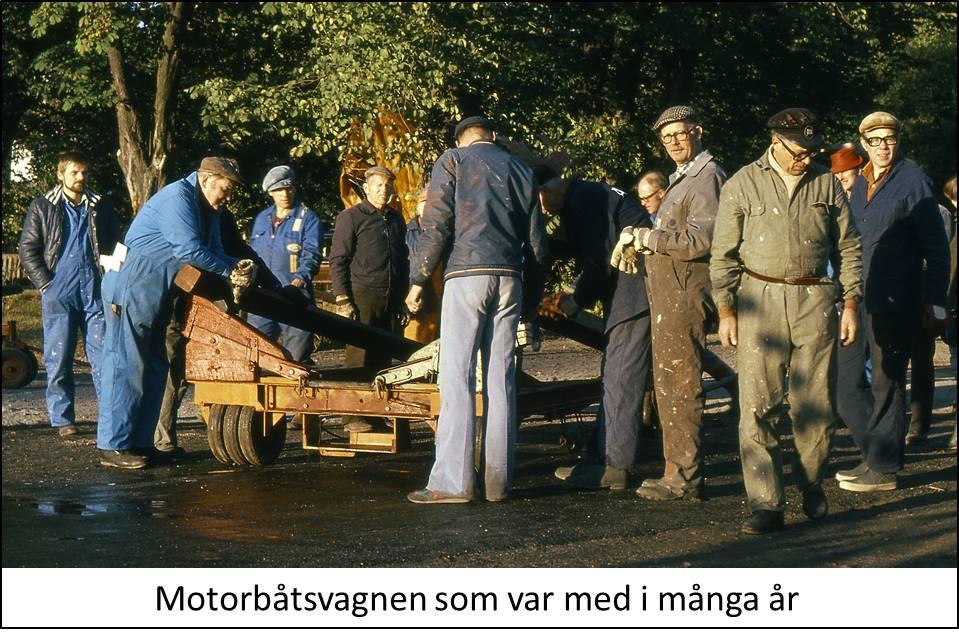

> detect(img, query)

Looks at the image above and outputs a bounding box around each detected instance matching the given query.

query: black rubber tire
[2,348,37,389]
[221,405,247,465]
[206,404,230,465]
[236,406,286,466]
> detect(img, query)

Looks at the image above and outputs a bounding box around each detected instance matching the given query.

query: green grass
[2,290,88,365]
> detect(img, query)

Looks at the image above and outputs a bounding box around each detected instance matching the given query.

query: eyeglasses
[660,128,695,144]
[776,136,818,163]
[638,191,662,202]
[863,135,898,148]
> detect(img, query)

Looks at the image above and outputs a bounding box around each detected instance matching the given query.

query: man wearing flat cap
[405,116,549,503]
[330,164,409,433]
[97,157,254,469]
[835,111,950,492]
[710,108,863,533]
[628,105,727,501]
[247,165,324,362]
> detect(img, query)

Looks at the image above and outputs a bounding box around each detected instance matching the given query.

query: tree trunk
[107,2,191,214]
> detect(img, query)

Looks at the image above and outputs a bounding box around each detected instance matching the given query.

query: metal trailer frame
[177,266,601,465]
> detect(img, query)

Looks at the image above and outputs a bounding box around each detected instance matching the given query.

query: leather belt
[743,266,825,286]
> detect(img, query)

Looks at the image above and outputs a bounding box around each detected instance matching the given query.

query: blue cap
[262,165,296,193]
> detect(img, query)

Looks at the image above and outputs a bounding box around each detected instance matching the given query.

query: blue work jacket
[249,202,323,287]
[850,158,949,313]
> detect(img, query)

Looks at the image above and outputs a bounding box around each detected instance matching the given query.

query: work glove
[515,321,543,352]
[609,227,640,274]
[229,259,258,302]
[633,227,655,255]
[538,292,580,321]
[396,307,411,328]
[335,295,358,320]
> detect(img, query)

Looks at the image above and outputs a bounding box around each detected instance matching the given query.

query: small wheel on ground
[236,406,286,465]
[221,405,247,465]
[2,347,37,389]
[206,404,230,465]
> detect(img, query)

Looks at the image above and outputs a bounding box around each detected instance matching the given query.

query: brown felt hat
[199,157,243,184]
[829,146,864,174]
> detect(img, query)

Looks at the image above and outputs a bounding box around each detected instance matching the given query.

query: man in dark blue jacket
[538,175,653,491]
[836,112,950,492]
[18,151,120,438]
[405,116,549,503]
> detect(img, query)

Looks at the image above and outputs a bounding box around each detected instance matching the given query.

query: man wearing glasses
[835,112,950,493]
[710,108,862,533]
[635,171,666,225]
[629,106,726,501]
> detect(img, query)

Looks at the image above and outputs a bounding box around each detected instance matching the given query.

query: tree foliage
[3,2,956,252]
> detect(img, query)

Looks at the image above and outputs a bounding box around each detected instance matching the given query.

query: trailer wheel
[206,404,231,465]
[236,406,286,466]
[221,405,247,465]
[2,347,37,389]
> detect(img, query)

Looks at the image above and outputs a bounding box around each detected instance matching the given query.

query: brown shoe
[57,424,78,437]
[406,488,471,504]
[636,478,703,501]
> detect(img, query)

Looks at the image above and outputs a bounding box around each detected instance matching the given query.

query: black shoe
[57,424,79,437]
[151,446,186,462]
[99,450,148,470]
[741,511,785,535]
[838,469,897,492]
[802,488,828,520]
[835,461,869,482]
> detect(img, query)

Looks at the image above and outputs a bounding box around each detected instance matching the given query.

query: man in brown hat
[629,105,727,501]
[710,108,862,533]
[828,145,864,198]
[96,157,253,468]
[330,165,409,433]
[835,111,950,491]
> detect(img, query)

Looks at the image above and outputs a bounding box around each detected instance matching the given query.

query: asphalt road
[2,339,956,568]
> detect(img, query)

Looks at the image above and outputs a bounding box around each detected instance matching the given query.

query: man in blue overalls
[96,157,253,469]
[18,151,120,438]
[247,165,324,362]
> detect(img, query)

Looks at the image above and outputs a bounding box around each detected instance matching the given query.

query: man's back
[414,141,546,283]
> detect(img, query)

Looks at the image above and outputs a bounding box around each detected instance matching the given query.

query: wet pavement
[2,342,957,568]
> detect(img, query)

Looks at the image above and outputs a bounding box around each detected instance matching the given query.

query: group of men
[17,105,956,535]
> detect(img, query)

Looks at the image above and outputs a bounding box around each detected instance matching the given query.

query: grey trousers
[154,294,188,451]
[737,275,838,512]
[427,274,522,501]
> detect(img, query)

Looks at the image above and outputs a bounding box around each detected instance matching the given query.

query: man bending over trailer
[405,116,549,503]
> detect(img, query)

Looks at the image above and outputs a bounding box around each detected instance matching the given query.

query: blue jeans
[427,274,522,500]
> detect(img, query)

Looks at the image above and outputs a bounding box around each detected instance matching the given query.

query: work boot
[553,465,576,481]
[838,469,897,492]
[562,464,628,490]
[801,488,828,520]
[741,510,785,535]
[99,450,148,470]
[57,424,78,437]
[834,461,869,482]
[635,478,703,501]
[406,489,471,504]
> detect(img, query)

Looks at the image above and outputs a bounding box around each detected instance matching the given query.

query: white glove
[229,259,258,301]
[609,227,639,274]
[335,295,358,320]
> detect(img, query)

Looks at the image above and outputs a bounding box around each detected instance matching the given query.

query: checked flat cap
[767,108,823,149]
[262,165,296,192]
[199,157,243,184]
[652,105,699,132]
